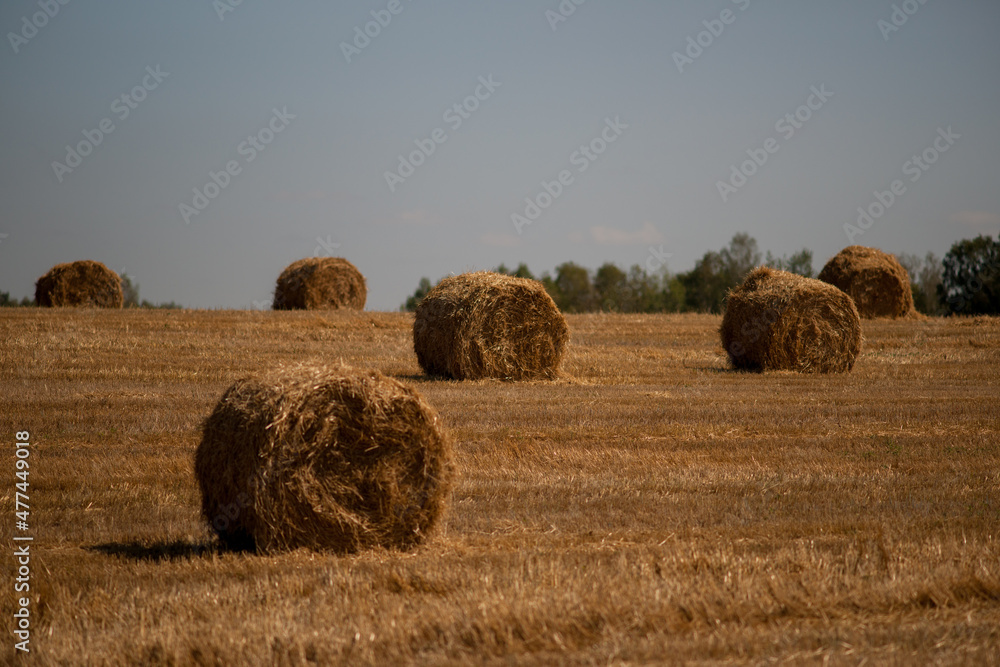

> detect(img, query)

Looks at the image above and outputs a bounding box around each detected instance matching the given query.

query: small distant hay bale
[413,271,569,380]
[194,364,454,554]
[34,260,123,308]
[272,257,366,310]
[720,266,862,373]
[818,246,914,318]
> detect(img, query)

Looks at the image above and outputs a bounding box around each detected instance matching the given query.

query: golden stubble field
[1,309,999,665]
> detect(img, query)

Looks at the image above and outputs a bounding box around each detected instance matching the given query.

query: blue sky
[1,1,998,309]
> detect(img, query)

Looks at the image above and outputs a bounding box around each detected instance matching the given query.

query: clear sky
[2,1,998,310]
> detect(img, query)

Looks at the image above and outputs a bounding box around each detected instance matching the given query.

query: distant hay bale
[272,257,366,310]
[818,246,914,318]
[413,271,569,380]
[194,364,454,554]
[34,260,123,308]
[720,266,862,373]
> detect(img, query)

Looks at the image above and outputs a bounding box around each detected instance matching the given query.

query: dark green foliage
[402,277,434,312]
[495,263,535,280]
[897,252,945,316]
[122,274,141,308]
[679,251,729,313]
[766,249,814,278]
[678,233,763,313]
[398,233,982,317]
[938,235,1000,315]
[549,262,596,313]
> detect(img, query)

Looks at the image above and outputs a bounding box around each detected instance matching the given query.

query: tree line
[403,233,1000,317]
[2,233,994,314]
[1,274,181,309]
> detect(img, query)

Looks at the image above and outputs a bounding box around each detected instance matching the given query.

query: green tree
[540,271,559,304]
[594,263,628,312]
[765,248,814,278]
[897,252,944,316]
[494,263,535,280]
[678,251,729,313]
[720,232,761,285]
[121,274,140,308]
[552,262,595,313]
[627,264,666,313]
[1,293,34,307]
[661,275,686,312]
[402,277,434,312]
[677,233,762,313]
[938,235,1000,315]
[512,263,535,280]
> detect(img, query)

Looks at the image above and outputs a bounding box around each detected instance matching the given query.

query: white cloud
[589,221,664,246]
[480,233,521,248]
[950,211,1000,229]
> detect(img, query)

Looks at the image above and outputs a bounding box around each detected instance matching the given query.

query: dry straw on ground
[818,245,915,319]
[720,266,862,373]
[413,271,569,380]
[272,257,367,310]
[34,260,123,308]
[194,364,455,554]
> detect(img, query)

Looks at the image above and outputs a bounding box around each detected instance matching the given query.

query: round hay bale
[413,271,569,380]
[34,260,123,308]
[272,257,366,310]
[817,246,914,318]
[194,364,454,554]
[720,266,862,373]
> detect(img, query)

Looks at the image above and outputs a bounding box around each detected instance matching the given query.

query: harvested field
[1,309,998,665]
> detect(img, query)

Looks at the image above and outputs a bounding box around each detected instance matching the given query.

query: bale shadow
[681,363,739,374]
[88,539,250,562]
[389,372,455,383]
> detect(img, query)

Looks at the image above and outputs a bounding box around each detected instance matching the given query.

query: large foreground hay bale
[818,246,914,318]
[413,271,569,380]
[34,260,123,308]
[194,365,454,554]
[720,267,862,373]
[272,257,366,310]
